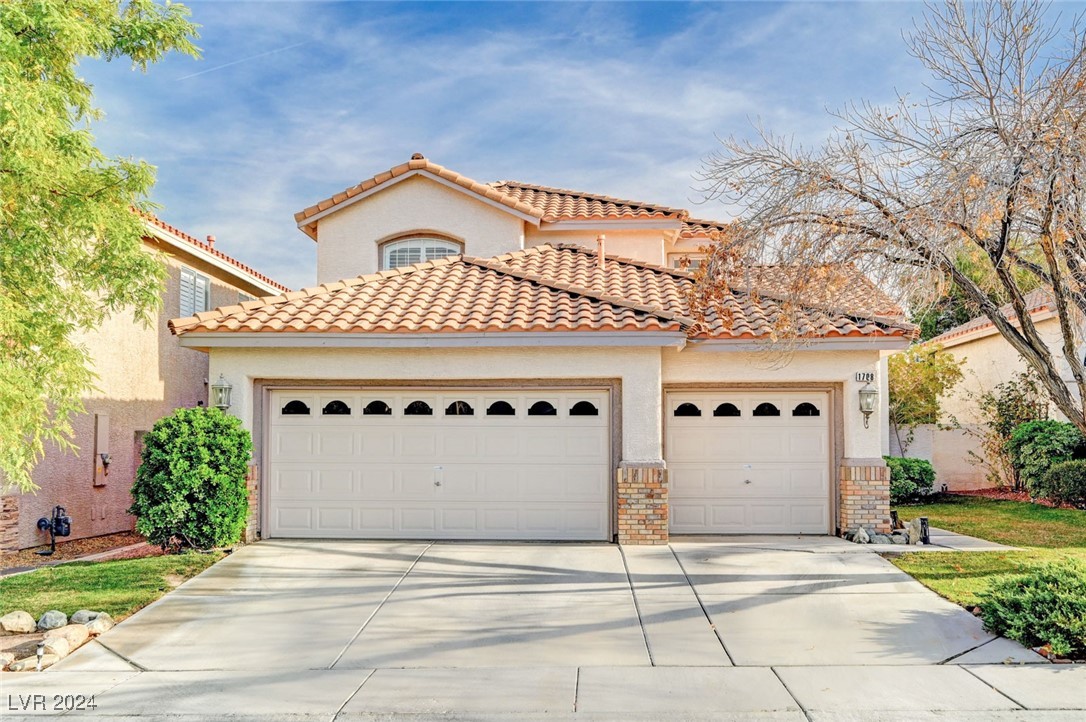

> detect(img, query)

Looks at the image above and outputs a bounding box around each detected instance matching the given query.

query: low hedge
[980,560,1086,658]
[884,456,935,504]
[1033,459,1086,509]
[1007,420,1086,493]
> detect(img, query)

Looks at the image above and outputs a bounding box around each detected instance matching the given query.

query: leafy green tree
[0,1,199,491]
[888,344,964,452]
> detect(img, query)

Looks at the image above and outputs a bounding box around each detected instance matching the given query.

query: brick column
[839,459,891,534]
[1,495,20,555]
[244,465,260,543]
[616,462,668,545]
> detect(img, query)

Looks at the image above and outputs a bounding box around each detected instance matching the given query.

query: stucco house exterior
[169,154,914,545]
[899,290,1086,490]
[0,216,288,554]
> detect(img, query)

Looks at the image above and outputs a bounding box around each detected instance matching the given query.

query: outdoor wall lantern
[210,374,233,411]
[858,381,878,428]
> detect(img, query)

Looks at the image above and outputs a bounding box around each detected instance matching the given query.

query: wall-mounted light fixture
[858,381,878,428]
[210,374,233,410]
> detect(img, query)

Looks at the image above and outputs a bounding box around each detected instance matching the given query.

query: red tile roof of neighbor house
[170,244,915,341]
[927,288,1055,345]
[142,212,291,293]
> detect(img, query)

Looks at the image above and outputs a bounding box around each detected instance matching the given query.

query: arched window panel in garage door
[264,389,610,541]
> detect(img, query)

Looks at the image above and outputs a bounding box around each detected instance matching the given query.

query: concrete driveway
[9,537,1083,720]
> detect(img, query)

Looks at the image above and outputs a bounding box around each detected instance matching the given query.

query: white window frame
[180,267,211,317]
[381,237,462,270]
[668,253,705,270]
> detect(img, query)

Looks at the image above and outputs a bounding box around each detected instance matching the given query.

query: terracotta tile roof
[680,218,731,239]
[487,181,688,222]
[169,254,685,335]
[927,289,1054,345]
[495,245,913,340]
[170,245,914,341]
[294,155,697,241]
[293,155,545,240]
[142,212,290,293]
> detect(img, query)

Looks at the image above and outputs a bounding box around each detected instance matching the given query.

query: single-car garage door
[666,391,831,534]
[266,388,610,540]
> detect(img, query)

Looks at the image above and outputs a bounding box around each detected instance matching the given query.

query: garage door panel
[274,431,313,457]
[267,388,610,540]
[667,391,831,535]
[315,469,353,495]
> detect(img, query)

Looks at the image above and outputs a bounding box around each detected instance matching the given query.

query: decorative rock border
[1,608,114,672]
[845,517,929,545]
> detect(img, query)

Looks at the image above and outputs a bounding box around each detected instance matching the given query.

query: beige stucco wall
[889,424,989,491]
[209,346,664,463]
[939,316,1081,425]
[11,242,267,549]
[662,346,887,460]
[525,227,670,267]
[314,176,526,283]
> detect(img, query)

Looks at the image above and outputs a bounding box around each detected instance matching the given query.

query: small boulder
[8,653,58,672]
[907,518,923,545]
[0,610,37,634]
[70,609,99,625]
[0,651,15,669]
[36,610,67,631]
[871,533,894,544]
[44,623,89,649]
[43,636,70,659]
[891,533,908,545]
[854,526,871,544]
[85,613,114,636]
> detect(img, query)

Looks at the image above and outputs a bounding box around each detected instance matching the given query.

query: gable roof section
[927,289,1055,347]
[294,155,698,241]
[293,156,546,240]
[171,245,914,343]
[487,181,688,222]
[142,212,290,294]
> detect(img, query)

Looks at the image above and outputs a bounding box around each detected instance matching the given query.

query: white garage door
[266,389,610,540]
[666,391,831,534]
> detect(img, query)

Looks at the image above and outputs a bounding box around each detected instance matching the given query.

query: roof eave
[177,331,690,350]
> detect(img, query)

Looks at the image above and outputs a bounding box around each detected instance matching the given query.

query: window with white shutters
[180,267,211,317]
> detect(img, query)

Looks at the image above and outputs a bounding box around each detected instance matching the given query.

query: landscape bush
[1006,420,1086,494]
[129,407,252,550]
[1032,460,1086,509]
[979,560,1086,658]
[883,456,936,504]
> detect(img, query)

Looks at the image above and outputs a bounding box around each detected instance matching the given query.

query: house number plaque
[855,372,875,383]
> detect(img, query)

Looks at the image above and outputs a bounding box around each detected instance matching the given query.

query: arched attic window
[381,236,462,270]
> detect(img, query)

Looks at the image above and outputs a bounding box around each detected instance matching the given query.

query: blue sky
[83,1,963,290]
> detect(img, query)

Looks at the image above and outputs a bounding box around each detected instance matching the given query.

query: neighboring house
[897,289,1086,490]
[0,216,288,554]
[170,154,914,545]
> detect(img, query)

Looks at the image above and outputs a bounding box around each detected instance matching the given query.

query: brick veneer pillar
[0,494,19,555]
[616,463,668,545]
[839,459,892,534]
[244,465,260,544]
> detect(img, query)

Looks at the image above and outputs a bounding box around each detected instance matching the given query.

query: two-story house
[0,215,288,554]
[169,155,914,545]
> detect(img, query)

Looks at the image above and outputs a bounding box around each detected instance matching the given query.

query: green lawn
[890,495,1086,608]
[0,551,224,621]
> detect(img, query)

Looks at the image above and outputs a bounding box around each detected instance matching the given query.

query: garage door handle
[744,479,752,484]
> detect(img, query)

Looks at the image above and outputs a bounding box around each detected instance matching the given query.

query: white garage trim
[665,389,836,535]
[261,386,613,541]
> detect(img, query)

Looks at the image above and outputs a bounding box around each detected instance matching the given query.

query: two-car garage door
[666,391,832,535]
[266,389,610,540]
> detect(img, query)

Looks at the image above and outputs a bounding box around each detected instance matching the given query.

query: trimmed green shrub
[1033,460,1086,508]
[883,456,936,504]
[979,560,1086,658]
[129,407,252,550]
[1006,420,1086,493]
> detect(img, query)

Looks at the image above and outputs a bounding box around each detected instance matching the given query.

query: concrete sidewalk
[2,538,1082,719]
[3,665,1083,720]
